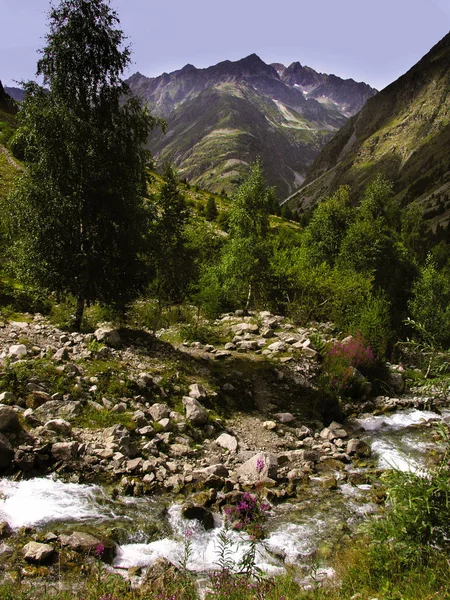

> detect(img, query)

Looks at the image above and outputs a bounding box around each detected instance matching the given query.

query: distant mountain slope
[287,32,450,229]
[127,55,376,196]
[0,82,18,115]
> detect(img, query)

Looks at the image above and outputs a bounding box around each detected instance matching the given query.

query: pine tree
[6,0,162,329]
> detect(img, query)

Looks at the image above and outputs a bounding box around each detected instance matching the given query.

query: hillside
[286,32,450,229]
[127,55,376,197]
[0,82,20,203]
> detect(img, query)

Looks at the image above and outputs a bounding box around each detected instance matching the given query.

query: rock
[182,505,215,530]
[267,341,287,352]
[388,371,406,394]
[214,351,232,360]
[263,420,277,430]
[169,443,192,458]
[53,347,70,362]
[8,344,27,359]
[43,419,72,436]
[261,328,275,339]
[0,522,12,539]
[13,449,35,471]
[0,392,15,405]
[188,384,208,400]
[26,391,52,409]
[0,405,21,432]
[182,396,208,425]
[22,541,54,563]
[59,531,115,562]
[346,439,371,458]
[51,441,78,461]
[236,452,278,483]
[94,327,121,348]
[141,558,180,591]
[215,433,238,452]
[201,464,229,478]
[149,403,170,421]
[274,412,295,424]
[232,323,259,334]
[236,340,259,351]
[34,400,83,422]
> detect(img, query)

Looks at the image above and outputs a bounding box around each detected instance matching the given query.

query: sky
[0,0,449,91]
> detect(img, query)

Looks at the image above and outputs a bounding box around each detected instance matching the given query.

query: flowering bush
[224,492,270,539]
[322,331,376,398]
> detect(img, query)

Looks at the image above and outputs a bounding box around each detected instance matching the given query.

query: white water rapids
[0,407,446,575]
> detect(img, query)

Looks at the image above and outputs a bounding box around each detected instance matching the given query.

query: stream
[0,405,448,580]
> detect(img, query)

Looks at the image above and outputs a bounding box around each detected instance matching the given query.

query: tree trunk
[73,296,85,331]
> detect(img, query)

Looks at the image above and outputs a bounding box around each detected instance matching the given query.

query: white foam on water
[355,409,440,431]
[370,439,425,473]
[0,477,114,529]
[354,409,440,432]
[114,504,285,574]
[265,522,317,563]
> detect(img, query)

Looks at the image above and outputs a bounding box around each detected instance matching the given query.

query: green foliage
[349,291,393,358]
[205,196,219,221]
[301,185,352,267]
[408,254,450,348]
[219,161,273,310]
[147,164,192,315]
[5,0,162,329]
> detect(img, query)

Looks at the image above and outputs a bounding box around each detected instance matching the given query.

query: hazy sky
[1,0,449,91]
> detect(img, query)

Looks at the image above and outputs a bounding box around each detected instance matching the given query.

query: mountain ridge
[126,54,377,196]
[287,32,450,228]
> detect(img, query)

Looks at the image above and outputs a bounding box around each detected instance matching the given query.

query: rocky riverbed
[0,311,448,589]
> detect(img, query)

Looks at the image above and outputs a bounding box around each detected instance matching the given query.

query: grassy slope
[288,32,450,226]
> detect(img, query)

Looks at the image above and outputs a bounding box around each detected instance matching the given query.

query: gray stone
[149,403,170,421]
[43,419,72,436]
[51,441,78,461]
[53,347,69,361]
[346,439,371,458]
[8,344,27,359]
[236,340,259,351]
[22,541,54,563]
[182,396,208,425]
[263,420,277,430]
[94,327,121,348]
[0,433,14,470]
[274,412,295,424]
[232,322,259,334]
[188,384,208,400]
[215,433,238,452]
[0,405,21,432]
[236,452,278,482]
[0,392,15,405]
[388,371,406,394]
[267,341,286,352]
[201,464,229,478]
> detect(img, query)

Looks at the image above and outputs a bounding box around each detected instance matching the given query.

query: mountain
[0,82,18,115]
[4,86,26,103]
[286,32,450,230]
[127,55,376,197]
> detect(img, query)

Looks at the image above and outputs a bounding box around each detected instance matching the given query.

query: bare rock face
[22,541,55,563]
[188,383,208,400]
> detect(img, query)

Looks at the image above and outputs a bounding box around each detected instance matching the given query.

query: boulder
[26,391,52,409]
[274,412,295,424]
[188,383,208,400]
[346,439,371,458]
[149,403,170,421]
[22,541,54,563]
[94,327,121,348]
[182,396,208,425]
[215,433,238,452]
[388,371,406,394]
[8,344,27,359]
[236,452,278,483]
[43,419,72,436]
[0,392,15,405]
[59,531,115,562]
[201,464,229,478]
[51,441,78,461]
[0,522,12,538]
[0,433,14,471]
[0,405,21,432]
[181,505,215,530]
[267,341,286,352]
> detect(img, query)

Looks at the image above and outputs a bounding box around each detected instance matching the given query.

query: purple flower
[95,543,105,557]
[256,458,265,473]
[185,527,193,539]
